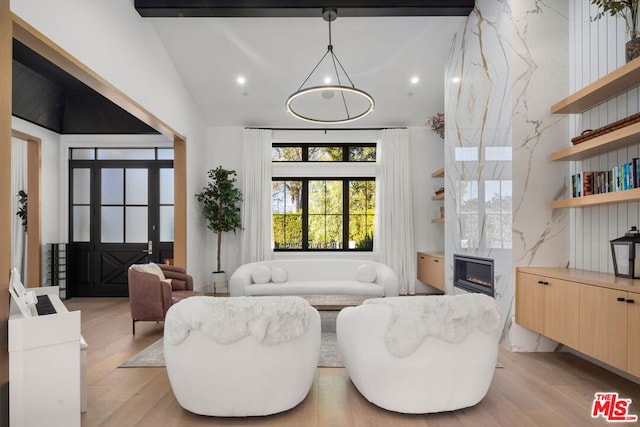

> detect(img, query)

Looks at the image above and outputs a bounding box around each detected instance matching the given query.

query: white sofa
[229,259,399,297]
[164,296,321,417]
[337,294,501,414]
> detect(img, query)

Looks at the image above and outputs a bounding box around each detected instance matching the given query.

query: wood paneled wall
[569,0,640,273]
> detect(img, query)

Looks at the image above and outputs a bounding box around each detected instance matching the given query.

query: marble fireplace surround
[444,0,569,351]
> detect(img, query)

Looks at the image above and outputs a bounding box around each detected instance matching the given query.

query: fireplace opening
[453,254,494,297]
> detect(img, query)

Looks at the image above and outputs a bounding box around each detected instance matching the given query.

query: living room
[3,0,640,426]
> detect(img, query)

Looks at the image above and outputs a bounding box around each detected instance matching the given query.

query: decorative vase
[626,37,640,63]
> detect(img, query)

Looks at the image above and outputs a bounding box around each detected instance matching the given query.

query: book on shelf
[571,158,639,197]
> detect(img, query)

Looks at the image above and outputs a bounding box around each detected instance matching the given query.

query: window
[272,178,375,250]
[272,143,376,162]
[271,141,376,251]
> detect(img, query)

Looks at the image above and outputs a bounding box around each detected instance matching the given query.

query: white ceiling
[150,16,465,127]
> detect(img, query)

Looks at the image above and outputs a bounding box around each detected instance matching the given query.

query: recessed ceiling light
[452,77,461,83]
[324,76,332,84]
[410,76,420,85]
[236,76,246,85]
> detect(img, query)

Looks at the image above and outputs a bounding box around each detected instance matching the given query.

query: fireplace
[453,254,494,297]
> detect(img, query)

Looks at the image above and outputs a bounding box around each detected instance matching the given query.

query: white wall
[203,126,440,292]
[568,0,640,273]
[10,0,209,285]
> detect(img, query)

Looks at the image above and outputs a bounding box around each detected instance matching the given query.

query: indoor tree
[195,166,243,274]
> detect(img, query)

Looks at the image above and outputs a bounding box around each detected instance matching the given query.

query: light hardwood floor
[66,297,640,427]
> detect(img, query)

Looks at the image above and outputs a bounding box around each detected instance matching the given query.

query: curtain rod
[245,127,407,131]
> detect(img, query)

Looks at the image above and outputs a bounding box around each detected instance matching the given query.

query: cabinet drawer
[417,253,445,292]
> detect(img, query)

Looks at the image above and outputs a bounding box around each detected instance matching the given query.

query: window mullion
[302,179,309,250]
[343,180,349,250]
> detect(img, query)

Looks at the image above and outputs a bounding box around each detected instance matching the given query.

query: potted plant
[16,190,28,233]
[195,166,243,290]
[591,0,640,62]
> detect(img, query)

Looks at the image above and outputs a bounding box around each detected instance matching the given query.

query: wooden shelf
[551,121,640,161]
[551,188,640,209]
[431,217,445,223]
[431,192,444,201]
[431,167,444,178]
[551,57,640,114]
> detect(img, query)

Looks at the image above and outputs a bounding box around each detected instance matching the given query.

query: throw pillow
[131,263,166,280]
[356,264,377,283]
[251,265,271,284]
[271,267,288,283]
[147,262,167,280]
[160,278,173,287]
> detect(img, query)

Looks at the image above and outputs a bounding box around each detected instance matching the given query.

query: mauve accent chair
[127,263,200,334]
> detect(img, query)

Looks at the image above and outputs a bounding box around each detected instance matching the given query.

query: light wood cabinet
[515,272,545,334]
[515,272,579,348]
[544,278,580,349]
[516,267,640,377]
[579,285,628,371]
[627,292,640,377]
[417,252,444,292]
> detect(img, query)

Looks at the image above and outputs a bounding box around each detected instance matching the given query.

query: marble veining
[445,0,569,351]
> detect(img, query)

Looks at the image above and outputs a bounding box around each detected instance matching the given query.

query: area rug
[119,311,344,368]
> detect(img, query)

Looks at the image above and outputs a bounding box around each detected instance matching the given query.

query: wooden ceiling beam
[134,0,474,17]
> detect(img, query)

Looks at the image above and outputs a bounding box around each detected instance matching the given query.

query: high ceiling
[11,2,471,133]
[149,14,467,127]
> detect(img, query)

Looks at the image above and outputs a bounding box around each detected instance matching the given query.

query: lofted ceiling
[141,1,470,127]
[12,2,472,133]
[150,15,466,127]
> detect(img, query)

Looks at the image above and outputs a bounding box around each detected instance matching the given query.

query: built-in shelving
[551,57,640,114]
[550,58,640,210]
[431,167,444,178]
[551,188,640,209]
[550,121,640,161]
[431,192,444,201]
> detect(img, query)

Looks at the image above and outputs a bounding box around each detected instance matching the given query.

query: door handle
[142,240,153,255]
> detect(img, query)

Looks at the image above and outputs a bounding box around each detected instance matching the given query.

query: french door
[69,154,174,297]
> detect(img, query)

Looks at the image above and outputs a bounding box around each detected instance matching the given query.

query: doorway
[68,148,174,297]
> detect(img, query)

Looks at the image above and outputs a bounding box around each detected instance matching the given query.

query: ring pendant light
[286,8,375,124]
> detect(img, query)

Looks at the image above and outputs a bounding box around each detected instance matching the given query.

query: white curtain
[376,128,416,294]
[11,137,28,280]
[240,128,273,264]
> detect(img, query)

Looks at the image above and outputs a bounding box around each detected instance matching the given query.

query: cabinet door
[515,272,545,335]
[544,278,580,349]
[579,285,628,371]
[627,292,640,377]
[417,253,445,292]
[417,253,428,283]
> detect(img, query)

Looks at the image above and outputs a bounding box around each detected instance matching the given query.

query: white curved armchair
[336,294,501,414]
[164,296,321,417]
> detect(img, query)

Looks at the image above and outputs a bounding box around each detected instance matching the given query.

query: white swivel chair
[164,295,320,417]
[337,294,501,414]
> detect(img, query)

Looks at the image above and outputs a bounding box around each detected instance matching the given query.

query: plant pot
[212,271,228,292]
[626,37,640,63]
